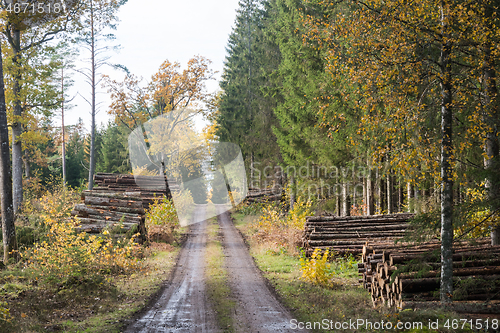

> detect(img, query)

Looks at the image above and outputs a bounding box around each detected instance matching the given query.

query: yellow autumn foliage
[20,185,142,287]
[299,248,335,288]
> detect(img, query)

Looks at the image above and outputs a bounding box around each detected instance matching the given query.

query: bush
[252,198,312,254]
[22,221,142,288]
[0,301,12,323]
[299,248,335,288]
[17,182,142,289]
[146,196,180,243]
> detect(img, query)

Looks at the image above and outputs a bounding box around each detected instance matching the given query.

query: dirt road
[125,205,218,333]
[125,205,306,333]
[217,206,307,333]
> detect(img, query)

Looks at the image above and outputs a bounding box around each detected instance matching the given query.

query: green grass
[233,211,474,333]
[205,217,236,332]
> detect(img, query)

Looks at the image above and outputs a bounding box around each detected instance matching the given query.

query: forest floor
[0,242,180,333]
[2,205,487,332]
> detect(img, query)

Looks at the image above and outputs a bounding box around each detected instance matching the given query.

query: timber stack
[245,187,282,204]
[93,173,180,208]
[71,191,146,234]
[358,238,500,313]
[70,173,178,234]
[302,213,415,257]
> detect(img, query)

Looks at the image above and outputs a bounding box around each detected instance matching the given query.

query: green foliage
[96,122,131,174]
[146,196,179,228]
[0,301,12,324]
[65,120,88,188]
[217,0,282,173]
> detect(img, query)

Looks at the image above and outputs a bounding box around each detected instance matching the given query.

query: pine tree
[97,122,131,174]
[217,0,282,185]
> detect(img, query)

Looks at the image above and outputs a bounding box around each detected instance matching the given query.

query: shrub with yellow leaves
[252,197,312,254]
[22,219,142,287]
[145,196,180,243]
[455,186,500,238]
[299,248,335,288]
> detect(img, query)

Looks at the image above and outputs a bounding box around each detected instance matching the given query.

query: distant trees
[97,122,130,174]
[105,56,214,130]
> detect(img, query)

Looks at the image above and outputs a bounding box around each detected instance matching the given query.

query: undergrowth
[0,179,167,332]
[145,196,180,244]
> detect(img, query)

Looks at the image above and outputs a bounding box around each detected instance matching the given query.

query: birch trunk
[11,29,22,214]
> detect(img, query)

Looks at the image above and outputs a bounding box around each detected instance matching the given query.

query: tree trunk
[387,170,393,214]
[11,29,23,214]
[398,180,403,213]
[336,194,341,216]
[376,168,381,214]
[62,67,67,187]
[23,150,30,178]
[407,182,412,213]
[363,176,367,215]
[414,185,420,214]
[439,2,454,304]
[367,166,374,215]
[289,173,295,211]
[342,181,350,216]
[88,1,96,190]
[380,172,386,214]
[0,42,17,263]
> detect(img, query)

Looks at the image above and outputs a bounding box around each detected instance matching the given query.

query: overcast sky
[65,0,240,128]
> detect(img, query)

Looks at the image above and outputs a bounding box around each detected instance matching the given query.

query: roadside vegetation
[233,199,473,333]
[0,180,182,333]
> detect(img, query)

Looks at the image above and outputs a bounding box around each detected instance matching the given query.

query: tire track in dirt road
[125,205,218,333]
[126,205,307,332]
[217,206,308,333]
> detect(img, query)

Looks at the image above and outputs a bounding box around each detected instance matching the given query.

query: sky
[65,0,240,129]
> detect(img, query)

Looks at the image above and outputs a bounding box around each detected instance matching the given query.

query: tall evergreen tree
[217,0,282,185]
[96,122,131,174]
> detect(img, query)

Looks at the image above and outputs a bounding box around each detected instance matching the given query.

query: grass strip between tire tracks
[205,217,236,333]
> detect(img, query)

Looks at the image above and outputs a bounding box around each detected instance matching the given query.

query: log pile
[70,173,177,234]
[302,213,414,257]
[71,191,146,234]
[359,238,500,313]
[245,187,282,204]
[93,173,179,207]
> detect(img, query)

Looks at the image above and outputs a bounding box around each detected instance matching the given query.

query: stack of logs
[93,173,179,207]
[302,213,414,257]
[70,173,177,234]
[245,187,282,204]
[71,191,146,234]
[359,239,500,313]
